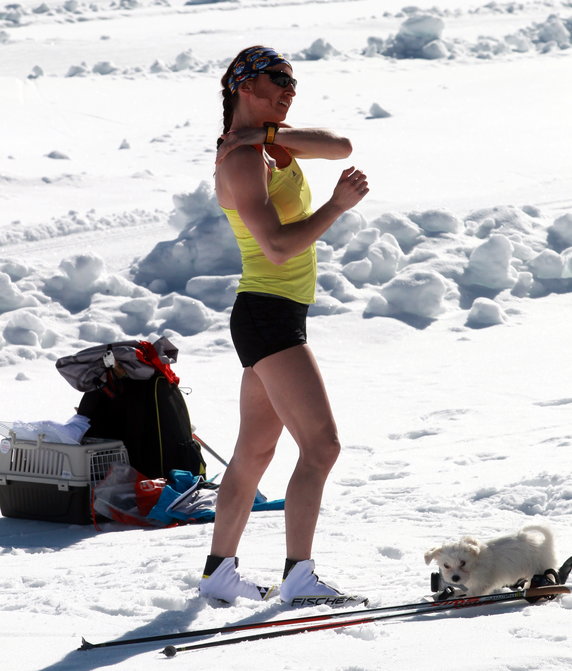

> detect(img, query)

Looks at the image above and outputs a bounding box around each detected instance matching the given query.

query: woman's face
[250,64,296,122]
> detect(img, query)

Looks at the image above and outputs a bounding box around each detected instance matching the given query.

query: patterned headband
[227,46,291,94]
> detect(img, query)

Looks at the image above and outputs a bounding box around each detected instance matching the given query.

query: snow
[1,0,572,669]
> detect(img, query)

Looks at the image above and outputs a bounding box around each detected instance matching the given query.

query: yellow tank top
[221,150,317,304]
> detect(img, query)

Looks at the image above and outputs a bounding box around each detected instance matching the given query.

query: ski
[161,585,569,656]
[79,584,568,651]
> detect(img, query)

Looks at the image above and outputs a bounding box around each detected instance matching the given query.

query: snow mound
[64,49,208,78]
[133,182,241,291]
[293,38,340,61]
[43,253,143,313]
[118,296,157,336]
[536,14,571,49]
[0,273,38,313]
[378,268,448,320]
[466,297,506,328]
[364,12,572,61]
[160,295,216,336]
[409,209,461,235]
[371,213,423,252]
[92,61,120,75]
[185,275,239,311]
[3,310,57,348]
[547,213,572,252]
[368,103,391,119]
[393,15,448,59]
[462,235,518,290]
[46,150,70,160]
[320,210,367,249]
[527,250,564,280]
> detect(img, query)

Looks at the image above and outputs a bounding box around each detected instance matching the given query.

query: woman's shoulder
[220,144,264,167]
[217,145,267,180]
[215,145,271,208]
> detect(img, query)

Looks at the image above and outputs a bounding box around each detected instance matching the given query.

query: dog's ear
[424,548,440,565]
[462,537,482,556]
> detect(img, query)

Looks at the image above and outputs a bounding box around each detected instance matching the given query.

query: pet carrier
[0,430,128,524]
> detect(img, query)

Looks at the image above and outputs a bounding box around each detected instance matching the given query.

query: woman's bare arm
[217,146,368,265]
[216,126,352,164]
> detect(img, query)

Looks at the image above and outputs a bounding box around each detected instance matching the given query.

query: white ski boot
[199,556,275,603]
[280,559,367,607]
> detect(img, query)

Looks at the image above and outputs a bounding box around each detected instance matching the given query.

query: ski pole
[79,584,569,651]
[161,584,570,656]
[192,433,229,468]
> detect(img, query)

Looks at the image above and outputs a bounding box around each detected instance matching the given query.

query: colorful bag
[56,338,207,479]
[55,336,179,392]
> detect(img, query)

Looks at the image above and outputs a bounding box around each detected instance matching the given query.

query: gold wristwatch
[263,122,279,144]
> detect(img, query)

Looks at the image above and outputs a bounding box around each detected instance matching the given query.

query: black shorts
[230,292,309,368]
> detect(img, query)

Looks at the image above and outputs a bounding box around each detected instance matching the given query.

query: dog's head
[424,537,482,587]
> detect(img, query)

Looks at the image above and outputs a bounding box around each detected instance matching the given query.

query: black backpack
[56,338,206,479]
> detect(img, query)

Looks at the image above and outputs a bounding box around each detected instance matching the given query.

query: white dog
[424,525,557,596]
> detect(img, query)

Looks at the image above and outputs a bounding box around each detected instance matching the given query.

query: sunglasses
[261,70,297,90]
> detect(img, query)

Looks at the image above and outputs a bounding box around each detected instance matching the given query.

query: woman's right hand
[216,128,266,164]
[330,167,369,212]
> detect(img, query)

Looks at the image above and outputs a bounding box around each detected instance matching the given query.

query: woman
[199,46,369,606]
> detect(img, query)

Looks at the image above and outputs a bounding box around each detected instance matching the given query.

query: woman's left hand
[216,128,266,163]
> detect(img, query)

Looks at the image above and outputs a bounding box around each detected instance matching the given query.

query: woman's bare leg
[209,367,283,558]
[253,344,340,560]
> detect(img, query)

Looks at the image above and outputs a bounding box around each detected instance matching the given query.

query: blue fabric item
[147,469,284,526]
[252,500,285,512]
[168,469,202,492]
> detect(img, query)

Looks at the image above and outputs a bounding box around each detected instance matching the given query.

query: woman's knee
[234,438,277,472]
[299,433,341,472]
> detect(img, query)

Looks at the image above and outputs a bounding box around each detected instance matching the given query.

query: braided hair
[220,51,245,134]
[218,46,263,147]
